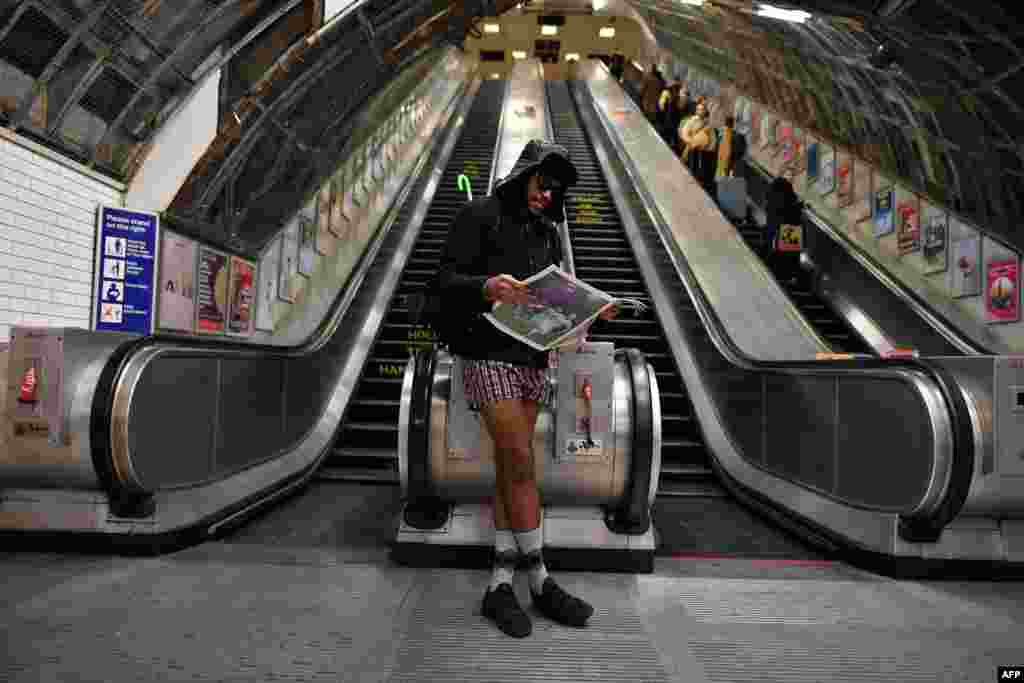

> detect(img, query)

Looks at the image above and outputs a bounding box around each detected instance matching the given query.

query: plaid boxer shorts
[462,358,555,412]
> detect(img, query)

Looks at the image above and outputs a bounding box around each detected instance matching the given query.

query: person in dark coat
[438,140,614,638]
[763,176,805,279]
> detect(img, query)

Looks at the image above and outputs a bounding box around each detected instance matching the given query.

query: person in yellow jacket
[679,100,716,190]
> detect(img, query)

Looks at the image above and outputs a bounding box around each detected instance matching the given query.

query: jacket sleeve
[437,201,492,314]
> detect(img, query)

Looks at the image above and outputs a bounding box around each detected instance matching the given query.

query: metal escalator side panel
[88,74,480,537]
[329,78,508,481]
[568,71,967,558]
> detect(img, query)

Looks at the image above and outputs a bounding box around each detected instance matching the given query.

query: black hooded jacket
[436,140,579,368]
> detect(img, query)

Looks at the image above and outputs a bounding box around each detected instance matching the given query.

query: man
[680,100,716,191]
[640,67,664,125]
[437,140,617,638]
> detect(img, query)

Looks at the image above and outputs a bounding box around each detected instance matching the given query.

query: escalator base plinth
[393,503,655,573]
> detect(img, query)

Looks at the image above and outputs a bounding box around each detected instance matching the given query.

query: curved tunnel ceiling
[0,1,1021,258]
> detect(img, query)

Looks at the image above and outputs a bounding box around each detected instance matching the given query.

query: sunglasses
[537,175,564,192]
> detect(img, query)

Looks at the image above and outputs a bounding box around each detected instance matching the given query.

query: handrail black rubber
[606,347,654,535]
[402,347,448,529]
[569,75,977,546]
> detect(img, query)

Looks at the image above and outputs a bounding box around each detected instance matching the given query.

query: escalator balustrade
[546,81,715,497]
[323,80,506,483]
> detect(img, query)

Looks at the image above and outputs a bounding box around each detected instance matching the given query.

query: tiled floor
[2,482,1021,682]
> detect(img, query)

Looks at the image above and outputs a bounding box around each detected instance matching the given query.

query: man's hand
[484,274,532,305]
[599,305,619,321]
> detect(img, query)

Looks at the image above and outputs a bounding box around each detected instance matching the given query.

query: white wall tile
[0,133,122,342]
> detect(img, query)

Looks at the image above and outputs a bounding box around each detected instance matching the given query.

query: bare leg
[481,399,540,531]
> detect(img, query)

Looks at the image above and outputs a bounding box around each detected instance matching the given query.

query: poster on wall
[255,237,280,332]
[920,202,949,274]
[226,256,256,337]
[331,178,353,241]
[832,150,853,209]
[157,231,197,333]
[195,246,228,335]
[7,327,66,447]
[896,191,921,255]
[818,146,836,196]
[806,140,820,181]
[761,112,776,149]
[298,216,316,277]
[777,122,793,160]
[777,224,803,252]
[873,183,895,237]
[317,185,333,252]
[734,98,753,139]
[985,256,1020,324]
[92,206,159,335]
[278,219,300,303]
[948,219,982,298]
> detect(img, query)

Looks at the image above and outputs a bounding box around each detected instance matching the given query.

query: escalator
[545,81,716,497]
[731,217,872,354]
[322,79,506,483]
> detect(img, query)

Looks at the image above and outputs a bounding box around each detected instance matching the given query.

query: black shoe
[531,578,594,627]
[482,583,532,638]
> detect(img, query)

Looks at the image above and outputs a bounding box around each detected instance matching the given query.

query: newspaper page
[483,265,647,351]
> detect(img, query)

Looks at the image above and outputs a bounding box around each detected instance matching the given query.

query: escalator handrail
[90,75,479,499]
[542,78,577,279]
[486,77,512,195]
[746,161,997,356]
[571,71,975,538]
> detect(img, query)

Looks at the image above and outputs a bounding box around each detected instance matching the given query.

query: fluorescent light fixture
[565,53,580,62]
[484,23,500,33]
[756,4,811,22]
[632,60,644,71]
[676,0,705,6]
[599,27,615,38]
[541,25,558,35]
[512,50,528,59]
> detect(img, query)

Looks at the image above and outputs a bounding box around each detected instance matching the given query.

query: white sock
[514,527,550,594]
[489,528,518,590]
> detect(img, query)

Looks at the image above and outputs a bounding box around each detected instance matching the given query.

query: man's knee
[497,445,534,484]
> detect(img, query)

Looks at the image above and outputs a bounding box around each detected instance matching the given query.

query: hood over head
[493,139,578,223]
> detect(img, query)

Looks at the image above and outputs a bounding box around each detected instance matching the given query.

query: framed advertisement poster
[92,206,159,335]
[896,190,921,255]
[776,122,793,160]
[985,255,1020,324]
[760,112,776,150]
[818,146,836,197]
[920,202,949,274]
[195,246,229,335]
[7,327,66,447]
[317,185,333,253]
[278,219,300,303]
[331,177,354,241]
[948,219,981,298]
[806,139,820,181]
[298,215,316,277]
[157,231,197,333]
[226,256,256,337]
[833,151,853,209]
[873,183,895,237]
[255,236,280,332]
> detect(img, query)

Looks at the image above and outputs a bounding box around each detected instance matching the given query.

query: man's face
[526,173,562,213]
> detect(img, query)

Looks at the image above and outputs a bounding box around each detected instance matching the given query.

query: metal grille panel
[80,67,138,123]
[0,7,68,78]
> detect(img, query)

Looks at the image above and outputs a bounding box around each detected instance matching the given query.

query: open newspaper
[483,264,649,351]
